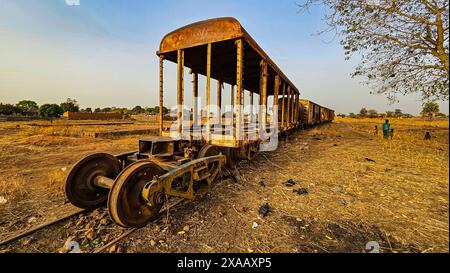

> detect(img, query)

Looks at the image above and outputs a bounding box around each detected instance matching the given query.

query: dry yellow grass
[46,169,67,193]
[0,177,28,202]
[337,116,449,128]
[189,119,449,252]
[0,117,447,253]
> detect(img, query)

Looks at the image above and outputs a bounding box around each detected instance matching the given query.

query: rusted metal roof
[158,17,300,95]
[300,99,333,112]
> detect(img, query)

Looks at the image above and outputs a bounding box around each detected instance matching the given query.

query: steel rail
[0,208,86,247]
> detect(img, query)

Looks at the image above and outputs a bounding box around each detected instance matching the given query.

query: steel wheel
[198,144,221,158]
[197,144,224,181]
[107,161,166,228]
[65,153,121,209]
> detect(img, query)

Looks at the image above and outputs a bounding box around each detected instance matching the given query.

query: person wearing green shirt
[383,119,391,139]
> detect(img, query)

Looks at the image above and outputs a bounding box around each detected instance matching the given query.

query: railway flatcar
[64,17,334,228]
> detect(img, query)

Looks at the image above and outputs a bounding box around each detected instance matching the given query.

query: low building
[63,112,123,120]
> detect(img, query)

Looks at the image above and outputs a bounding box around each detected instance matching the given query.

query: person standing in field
[374,125,378,136]
[383,119,391,139]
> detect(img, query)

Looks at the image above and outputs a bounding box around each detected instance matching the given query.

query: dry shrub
[0,177,28,202]
[46,169,67,193]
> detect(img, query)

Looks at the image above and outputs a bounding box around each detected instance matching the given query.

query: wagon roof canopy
[158,17,300,96]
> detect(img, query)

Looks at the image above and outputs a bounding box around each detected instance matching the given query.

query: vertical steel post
[291,88,295,124]
[281,82,286,131]
[235,39,243,144]
[192,72,198,129]
[206,43,212,142]
[231,85,235,129]
[287,86,291,129]
[295,93,299,127]
[273,75,280,133]
[177,49,184,136]
[261,60,268,134]
[250,91,254,124]
[159,55,164,136]
[217,80,222,127]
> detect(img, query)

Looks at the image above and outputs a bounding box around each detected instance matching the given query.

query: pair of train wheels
[65,145,224,228]
[65,153,165,228]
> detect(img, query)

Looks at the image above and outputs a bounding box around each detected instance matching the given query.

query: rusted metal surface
[65,153,121,209]
[63,18,336,232]
[177,49,184,136]
[141,154,226,204]
[192,72,199,128]
[217,80,222,126]
[300,99,335,126]
[108,161,166,228]
[260,60,268,133]
[159,55,164,135]
[235,38,243,143]
[157,17,299,96]
[281,82,286,130]
[206,43,212,142]
[273,75,280,134]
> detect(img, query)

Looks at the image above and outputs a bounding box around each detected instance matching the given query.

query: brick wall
[63,112,123,120]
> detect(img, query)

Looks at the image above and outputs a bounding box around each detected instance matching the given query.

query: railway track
[92,198,186,253]
[0,208,87,247]
[0,198,187,253]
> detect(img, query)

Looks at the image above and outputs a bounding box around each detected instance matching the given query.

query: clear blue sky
[0,0,448,115]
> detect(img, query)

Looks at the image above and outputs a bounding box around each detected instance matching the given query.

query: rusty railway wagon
[299,99,334,127]
[65,17,334,228]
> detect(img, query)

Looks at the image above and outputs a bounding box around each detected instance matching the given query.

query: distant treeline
[0,98,170,119]
[337,103,448,119]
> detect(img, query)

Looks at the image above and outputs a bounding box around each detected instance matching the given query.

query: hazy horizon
[0,0,448,115]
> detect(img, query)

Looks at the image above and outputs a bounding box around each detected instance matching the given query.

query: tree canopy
[359,107,368,117]
[39,104,63,119]
[421,101,440,115]
[298,0,449,101]
[16,100,38,114]
[60,98,79,113]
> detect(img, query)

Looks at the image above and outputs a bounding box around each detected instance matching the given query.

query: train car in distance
[300,99,334,127]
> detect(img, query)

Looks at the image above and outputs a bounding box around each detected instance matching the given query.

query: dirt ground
[0,118,448,253]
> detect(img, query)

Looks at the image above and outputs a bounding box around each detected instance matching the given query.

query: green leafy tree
[146,106,170,116]
[359,108,368,117]
[84,107,93,113]
[298,0,449,101]
[60,102,79,113]
[367,109,378,118]
[131,106,145,114]
[394,109,403,118]
[101,107,112,113]
[421,101,440,116]
[386,111,394,118]
[0,103,21,115]
[39,104,63,121]
[94,108,101,113]
[348,112,357,118]
[16,100,38,115]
